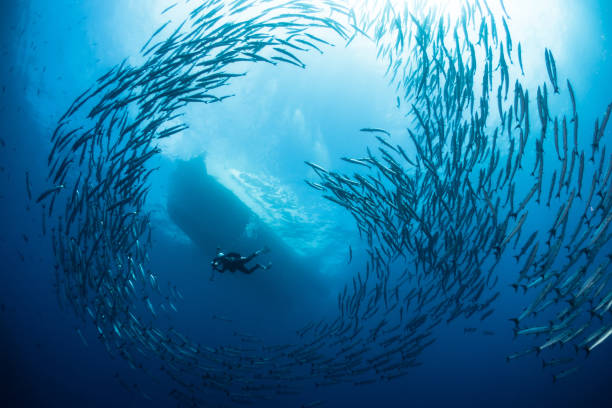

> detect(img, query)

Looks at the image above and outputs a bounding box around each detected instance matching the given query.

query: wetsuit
[211,248,270,275]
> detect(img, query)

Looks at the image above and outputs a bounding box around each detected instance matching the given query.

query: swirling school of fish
[33,0,611,405]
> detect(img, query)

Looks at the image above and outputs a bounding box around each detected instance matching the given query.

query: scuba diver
[210,247,271,279]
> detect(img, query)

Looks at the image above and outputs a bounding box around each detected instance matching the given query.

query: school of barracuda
[33,0,612,405]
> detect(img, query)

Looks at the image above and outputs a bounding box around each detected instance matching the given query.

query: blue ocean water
[1,0,611,407]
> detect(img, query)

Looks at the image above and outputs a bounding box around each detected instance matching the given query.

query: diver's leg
[245,247,269,263]
[251,263,272,272]
[239,265,254,274]
[257,246,270,255]
[246,264,263,274]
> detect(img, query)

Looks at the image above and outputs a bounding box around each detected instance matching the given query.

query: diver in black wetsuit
[210,247,271,277]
